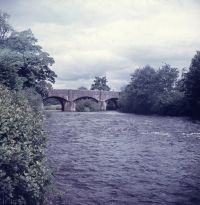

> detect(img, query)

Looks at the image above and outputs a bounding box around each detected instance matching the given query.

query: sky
[0,0,200,90]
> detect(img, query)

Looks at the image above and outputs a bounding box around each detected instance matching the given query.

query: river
[44,111,200,205]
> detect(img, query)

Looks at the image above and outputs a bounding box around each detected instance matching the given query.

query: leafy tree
[6,29,56,96]
[0,11,56,97]
[21,88,43,113]
[183,51,200,117]
[0,48,24,90]
[151,64,180,114]
[156,64,179,93]
[0,11,12,45]
[119,64,181,115]
[91,76,110,91]
[120,65,157,114]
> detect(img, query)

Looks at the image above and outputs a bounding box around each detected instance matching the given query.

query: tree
[156,64,179,93]
[91,76,110,91]
[6,29,56,96]
[151,64,180,115]
[127,65,157,114]
[0,11,12,45]
[183,51,200,117]
[0,11,57,97]
[119,64,182,115]
[0,48,24,90]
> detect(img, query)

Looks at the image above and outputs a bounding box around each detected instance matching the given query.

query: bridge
[44,89,120,111]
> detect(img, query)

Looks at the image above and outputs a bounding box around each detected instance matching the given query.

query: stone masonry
[44,89,120,111]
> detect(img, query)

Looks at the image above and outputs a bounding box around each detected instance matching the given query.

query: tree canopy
[0,12,12,44]
[183,51,200,117]
[119,64,181,115]
[0,11,56,97]
[91,76,110,91]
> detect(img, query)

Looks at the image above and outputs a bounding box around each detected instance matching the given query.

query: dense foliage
[106,100,118,110]
[119,58,200,117]
[183,51,200,117]
[0,12,12,43]
[0,11,56,97]
[0,85,49,205]
[91,76,110,91]
[76,99,99,112]
[0,11,56,204]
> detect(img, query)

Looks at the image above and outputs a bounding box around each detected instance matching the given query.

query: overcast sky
[0,0,200,90]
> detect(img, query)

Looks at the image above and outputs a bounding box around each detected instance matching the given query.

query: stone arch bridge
[44,89,120,111]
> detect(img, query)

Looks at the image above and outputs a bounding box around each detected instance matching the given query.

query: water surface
[44,111,200,205]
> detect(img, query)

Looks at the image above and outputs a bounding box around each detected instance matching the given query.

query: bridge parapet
[101,91,120,101]
[48,89,70,101]
[69,90,100,101]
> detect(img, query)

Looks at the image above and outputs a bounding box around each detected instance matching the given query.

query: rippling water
[44,111,200,205]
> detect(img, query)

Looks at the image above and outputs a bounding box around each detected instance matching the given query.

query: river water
[44,111,200,205]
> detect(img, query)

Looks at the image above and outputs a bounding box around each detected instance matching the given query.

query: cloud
[0,0,200,89]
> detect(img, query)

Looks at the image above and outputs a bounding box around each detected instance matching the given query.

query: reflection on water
[44,111,200,205]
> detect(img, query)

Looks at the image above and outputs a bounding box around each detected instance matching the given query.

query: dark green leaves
[0,85,49,205]
[183,51,200,117]
[0,11,13,44]
[91,76,110,91]
[120,64,181,115]
[0,11,57,97]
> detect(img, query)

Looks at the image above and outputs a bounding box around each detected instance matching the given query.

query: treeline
[119,52,200,118]
[0,11,56,204]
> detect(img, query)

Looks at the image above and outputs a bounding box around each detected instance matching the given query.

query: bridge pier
[100,101,107,111]
[64,101,76,112]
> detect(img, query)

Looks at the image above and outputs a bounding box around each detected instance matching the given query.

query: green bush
[76,99,99,112]
[21,88,43,113]
[0,85,49,205]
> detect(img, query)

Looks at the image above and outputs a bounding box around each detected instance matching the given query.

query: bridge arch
[74,96,99,103]
[105,97,119,110]
[43,96,68,111]
[74,97,100,112]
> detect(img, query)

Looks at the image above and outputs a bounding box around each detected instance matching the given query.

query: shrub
[76,99,99,112]
[0,85,49,205]
[150,90,185,116]
[21,88,43,113]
